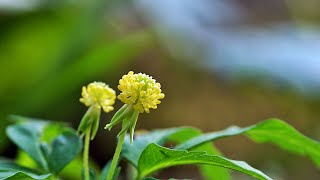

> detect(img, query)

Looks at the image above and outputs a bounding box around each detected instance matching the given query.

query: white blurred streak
[135,0,245,60]
[0,0,37,11]
[208,25,320,90]
[135,0,320,94]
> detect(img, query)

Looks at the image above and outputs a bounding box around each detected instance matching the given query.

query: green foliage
[0,159,51,180]
[122,127,268,180]
[0,172,50,180]
[122,127,231,179]
[120,119,320,179]
[122,127,193,167]
[12,30,152,115]
[6,117,82,176]
[193,143,231,180]
[175,119,320,167]
[167,128,231,180]
[0,1,152,153]
[246,119,320,167]
[137,143,271,180]
[2,115,320,180]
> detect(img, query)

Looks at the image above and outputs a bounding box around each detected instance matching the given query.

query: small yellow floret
[80,82,116,113]
[118,71,165,113]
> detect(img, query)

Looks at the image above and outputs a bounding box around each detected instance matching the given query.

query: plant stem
[106,131,126,180]
[83,129,91,180]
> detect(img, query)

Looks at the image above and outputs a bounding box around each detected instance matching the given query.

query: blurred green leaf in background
[0,0,153,152]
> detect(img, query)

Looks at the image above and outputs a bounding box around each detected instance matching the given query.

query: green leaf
[122,127,230,180]
[117,110,136,137]
[40,124,65,144]
[6,118,82,174]
[122,127,194,167]
[137,143,272,180]
[0,158,39,173]
[174,126,248,151]
[193,144,231,180]
[0,172,50,180]
[6,121,48,170]
[105,104,131,131]
[0,159,51,180]
[175,119,320,167]
[129,110,139,143]
[44,130,82,174]
[167,128,231,180]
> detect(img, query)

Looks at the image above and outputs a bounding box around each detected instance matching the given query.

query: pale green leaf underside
[0,159,51,179]
[0,172,50,180]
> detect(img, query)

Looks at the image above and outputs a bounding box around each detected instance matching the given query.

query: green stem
[83,129,91,180]
[106,131,126,180]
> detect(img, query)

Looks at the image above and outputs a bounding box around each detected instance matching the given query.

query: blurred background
[0,0,320,179]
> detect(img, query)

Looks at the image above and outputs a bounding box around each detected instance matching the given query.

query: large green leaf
[0,159,51,180]
[122,127,191,167]
[193,143,231,180]
[175,119,320,167]
[6,120,48,170]
[0,171,50,180]
[137,143,272,180]
[122,127,230,180]
[43,130,82,174]
[0,158,40,174]
[6,117,82,174]
[167,127,231,180]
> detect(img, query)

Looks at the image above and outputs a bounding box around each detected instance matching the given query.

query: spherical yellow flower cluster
[80,82,116,113]
[118,71,165,113]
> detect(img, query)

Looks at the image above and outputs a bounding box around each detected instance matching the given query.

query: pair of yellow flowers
[79,71,165,128]
[78,71,165,180]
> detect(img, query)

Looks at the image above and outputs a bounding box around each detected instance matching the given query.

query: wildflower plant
[78,82,116,180]
[1,71,320,180]
[105,71,165,180]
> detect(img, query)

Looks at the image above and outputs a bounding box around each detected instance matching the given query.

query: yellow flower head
[118,71,165,113]
[80,82,116,113]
